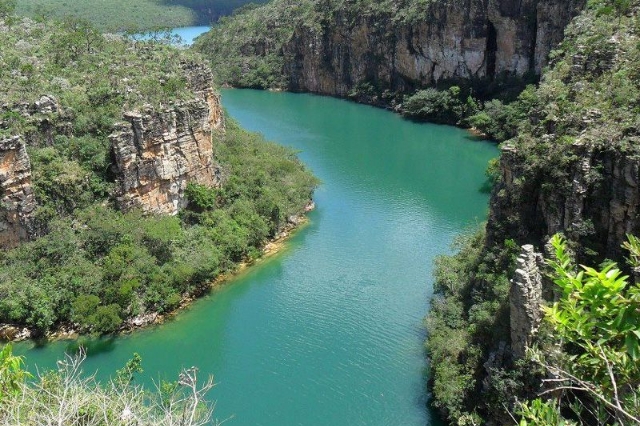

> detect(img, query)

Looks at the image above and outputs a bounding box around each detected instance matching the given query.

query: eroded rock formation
[110,90,223,215]
[282,0,585,98]
[110,63,224,215]
[489,142,640,262]
[509,244,543,359]
[0,136,37,248]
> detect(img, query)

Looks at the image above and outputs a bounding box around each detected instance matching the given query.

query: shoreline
[0,203,314,344]
[221,87,494,142]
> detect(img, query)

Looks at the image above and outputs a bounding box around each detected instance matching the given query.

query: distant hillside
[15,0,269,31]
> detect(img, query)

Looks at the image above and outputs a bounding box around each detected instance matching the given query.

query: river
[16,89,497,426]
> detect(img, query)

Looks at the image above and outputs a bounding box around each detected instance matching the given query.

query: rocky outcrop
[0,136,37,248]
[282,0,585,99]
[488,142,640,262]
[110,90,223,215]
[1,95,62,147]
[110,62,224,215]
[509,244,543,359]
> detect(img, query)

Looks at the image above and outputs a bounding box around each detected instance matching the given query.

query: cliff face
[489,143,640,262]
[485,4,640,263]
[282,0,585,98]
[110,87,223,215]
[0,136,37,248]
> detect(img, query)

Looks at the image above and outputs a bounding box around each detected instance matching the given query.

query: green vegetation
[427,0,640,423]
[14,0,268,31]
[0,345,217,425]
[518,235,640,425]
[427,231,640,424]
[0,15,318,336]
[401,86,477,125]
[426,228,522,424]
[193,0,310,89]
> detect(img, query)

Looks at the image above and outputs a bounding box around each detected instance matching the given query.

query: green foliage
[0,16,318,336]
[521,234,640,425]
[518,399,577,426]
[401,86,472,125]
[547,234,640,376]
[425,227,520,422]
[0,0,15,18]
[115,353,143,385]
[193,0,309,88]
[14,0,265,31]
[185,183,218,211]
[0,345,30,402]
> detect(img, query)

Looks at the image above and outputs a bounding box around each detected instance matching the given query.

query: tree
[0,344,30,402]
[0,0,16,19]
[520,234,640,425]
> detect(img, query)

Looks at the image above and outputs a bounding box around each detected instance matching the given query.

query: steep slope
[194,0,585,103]
[426,1,640,423]
[487,1,640,262]
[0,16,318,337]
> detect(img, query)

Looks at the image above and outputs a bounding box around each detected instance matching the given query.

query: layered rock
[110,89,223,215]
[0,136,37,248]
[509,244,543,359]
[489,142,640,262]
[282,0,585,98]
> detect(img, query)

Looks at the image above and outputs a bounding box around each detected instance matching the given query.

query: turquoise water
[16,90,497,426]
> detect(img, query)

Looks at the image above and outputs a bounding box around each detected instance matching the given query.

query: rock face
[509,244,543,359]
[110,64,224,215]
[489,142,640,262]
[282,0,585,98]
[0,136,37,248]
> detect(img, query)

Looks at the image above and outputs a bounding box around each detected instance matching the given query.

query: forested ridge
[0,7,318,337]
[14,0,269,31]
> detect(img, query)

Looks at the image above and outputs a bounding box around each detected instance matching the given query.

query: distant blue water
[130,26,210,46]
[171,26,210,45]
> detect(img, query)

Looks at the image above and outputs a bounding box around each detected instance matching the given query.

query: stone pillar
[510,244,543,359]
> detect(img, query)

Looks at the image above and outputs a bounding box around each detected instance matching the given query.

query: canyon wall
[0,61,224,250]
[110,63,224,215]
[0,136,37,248]
[282,0,586,98]
[489,142,640,263]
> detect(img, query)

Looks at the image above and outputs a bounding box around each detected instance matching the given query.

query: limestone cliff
[0,136,37,248]
[110,90,223,215]
[282,0,585,99]
[110,63,224,215]
[489,143,640,263]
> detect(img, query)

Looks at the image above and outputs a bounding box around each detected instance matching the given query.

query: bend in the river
[16,89,497,426]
